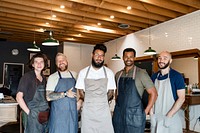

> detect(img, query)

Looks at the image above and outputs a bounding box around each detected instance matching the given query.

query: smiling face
[92,49,105,68]
[123,51,135,67]
[56,55,68,72]
[158,51,172,69]
[32,57,45,72]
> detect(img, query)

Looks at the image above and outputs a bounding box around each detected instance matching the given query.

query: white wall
[63,42,93,73]
[171,57,198,85]
[105,10,200,132]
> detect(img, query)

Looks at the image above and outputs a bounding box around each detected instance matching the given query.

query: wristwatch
[64,91,67,97]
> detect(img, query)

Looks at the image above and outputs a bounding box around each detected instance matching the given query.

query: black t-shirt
[17,70,46,104]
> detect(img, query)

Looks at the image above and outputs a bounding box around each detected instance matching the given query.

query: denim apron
[81,66,114,133]
[23,81,49,133]
[48,71,78,133]
[113,66,146,133]
[151,73,182,133]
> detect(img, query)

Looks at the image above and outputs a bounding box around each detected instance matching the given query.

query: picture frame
[43,68,50,76]
[3,63,24,95]
[29,53,36,59]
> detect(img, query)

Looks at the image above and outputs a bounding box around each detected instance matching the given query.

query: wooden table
[182,94,200,131]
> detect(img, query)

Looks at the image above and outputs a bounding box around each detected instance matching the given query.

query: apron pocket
[163,116,173,128]
[126,108,145,127]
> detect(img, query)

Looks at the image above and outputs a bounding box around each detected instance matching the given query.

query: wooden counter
[182,94,200,131]
[0,96,18,127]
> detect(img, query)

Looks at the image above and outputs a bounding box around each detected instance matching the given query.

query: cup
[0,93,4,99]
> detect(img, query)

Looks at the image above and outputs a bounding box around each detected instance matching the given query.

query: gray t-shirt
[115,66,154,97]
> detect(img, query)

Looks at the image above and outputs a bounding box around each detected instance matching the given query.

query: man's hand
[66,88,77,98]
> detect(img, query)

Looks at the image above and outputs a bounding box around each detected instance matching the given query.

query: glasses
[93,53,105,58]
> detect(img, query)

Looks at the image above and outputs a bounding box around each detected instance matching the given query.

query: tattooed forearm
[46,91,65,101]
[78,89,85,102]
[107,90,114,102]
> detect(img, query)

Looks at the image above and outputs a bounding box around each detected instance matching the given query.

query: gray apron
[23,81,49,133]
[48,71,78,133]
[151,73,182,133]
[113,66,146,133]
[81,66,114,133]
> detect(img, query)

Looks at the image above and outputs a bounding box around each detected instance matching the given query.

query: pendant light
[144,47,156,55]
[42,0,59,46]
[27,29,41,52]
[143,5,156,55]
[111,44,121,60]
[111,54,121,60]
[42,31,59,46]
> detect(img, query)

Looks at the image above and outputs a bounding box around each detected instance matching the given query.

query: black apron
[23,81,49,133]
[48,71,78,133]
[113,67,146,133]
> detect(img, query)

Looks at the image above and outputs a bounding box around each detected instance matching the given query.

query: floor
[0,122,199,133]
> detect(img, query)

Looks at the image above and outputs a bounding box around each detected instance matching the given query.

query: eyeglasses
[93,53,105,58]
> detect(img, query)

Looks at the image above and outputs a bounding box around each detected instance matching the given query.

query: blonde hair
[55,53,67,62]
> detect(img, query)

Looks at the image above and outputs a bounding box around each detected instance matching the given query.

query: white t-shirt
[75,65,116,91]
[46,70,77,91]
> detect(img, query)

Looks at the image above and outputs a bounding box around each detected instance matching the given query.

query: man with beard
[151,51,185,133]
[46,53,78,133]
[112,48,157,133]
[75,44,116,133]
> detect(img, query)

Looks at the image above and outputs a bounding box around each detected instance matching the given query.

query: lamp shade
[27,41,41,52]
[42,31,59,46]
[144,47,156,55]
[111,54,121,60]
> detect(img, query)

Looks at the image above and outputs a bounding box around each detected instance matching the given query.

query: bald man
[151,51,185,133]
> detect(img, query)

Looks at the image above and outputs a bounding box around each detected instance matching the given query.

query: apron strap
[85,66,91,78]
[102,66,107,78]
[58,71,62,79]
[69,71,76,84]
[117,66,137,87]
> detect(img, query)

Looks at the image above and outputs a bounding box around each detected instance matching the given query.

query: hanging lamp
[27,29,41,52]
[144,47,156,55]
[111,54,121,60]
[111,44,121,60]
[42,0,59,46]
[143,4,156,55]
[27,41,41,52]
[42,31,59,46]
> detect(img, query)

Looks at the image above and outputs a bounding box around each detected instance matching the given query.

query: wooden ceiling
[0,0,199,45]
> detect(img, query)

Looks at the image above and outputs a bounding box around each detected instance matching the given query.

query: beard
[158,61,170,69]
[124,60,134,67]
[92,58,104,68]
[57,64,68,72]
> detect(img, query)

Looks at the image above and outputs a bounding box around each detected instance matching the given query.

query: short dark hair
[123,48,136,57]
[92,44,107,54]
[28,53,48,70]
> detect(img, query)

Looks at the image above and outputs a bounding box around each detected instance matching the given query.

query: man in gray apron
[113,48,157,133]
[151,51,185,133]
[76,44,116,133]
[16,53,49,133]
[46,53,78,133]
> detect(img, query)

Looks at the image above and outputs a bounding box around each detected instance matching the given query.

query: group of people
[16,43,185,133]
